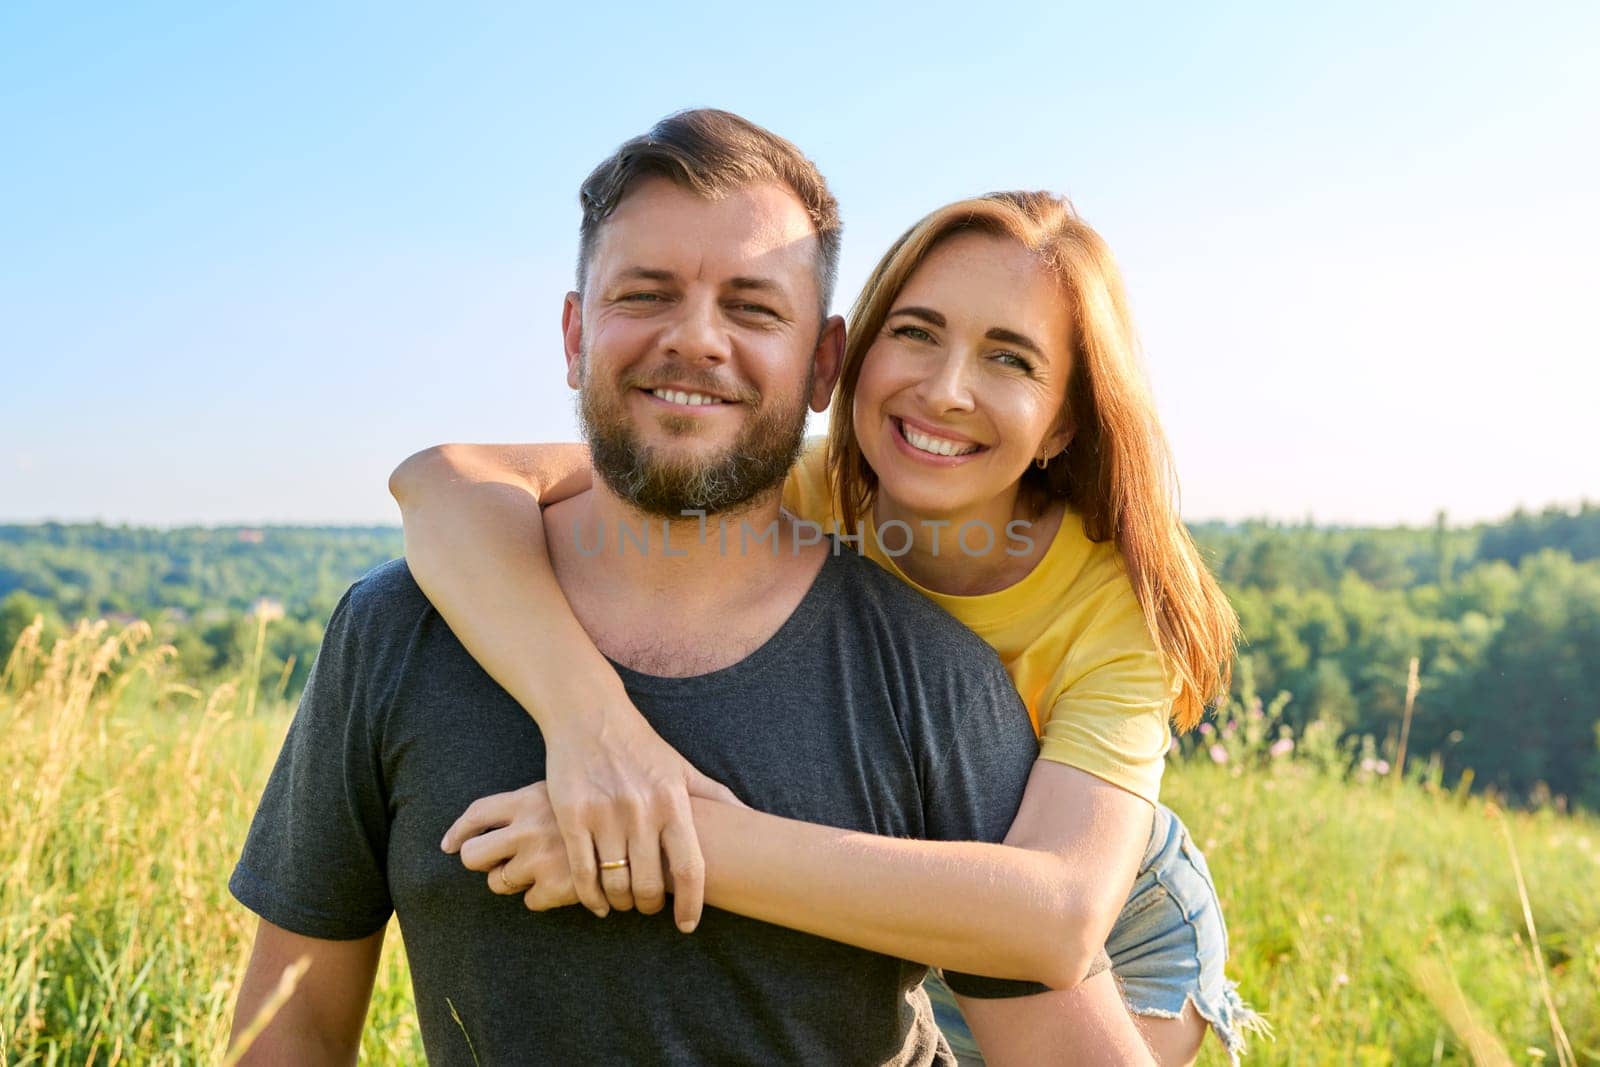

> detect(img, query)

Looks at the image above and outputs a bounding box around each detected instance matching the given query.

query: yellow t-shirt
[782,441,1172,804]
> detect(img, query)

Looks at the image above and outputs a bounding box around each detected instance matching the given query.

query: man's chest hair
[599,628,771,678]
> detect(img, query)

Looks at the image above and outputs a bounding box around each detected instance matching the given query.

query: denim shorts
[925,803,1265,1064]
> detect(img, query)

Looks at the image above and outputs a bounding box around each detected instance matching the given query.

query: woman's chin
[864,442,1015,523]
[874,482,982,525]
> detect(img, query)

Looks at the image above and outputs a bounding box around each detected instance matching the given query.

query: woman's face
[852,232,1074,523]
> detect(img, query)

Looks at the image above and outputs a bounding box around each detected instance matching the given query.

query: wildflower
[1165,733,1178,756]
[1269,737,1295,758]
[1375,760,1391,776]
[1334,972,1349,986]
[1199,722,1214,737]
[1360,757,1376,773]
[1223,722,1238,738]
[1209,744,1229,764]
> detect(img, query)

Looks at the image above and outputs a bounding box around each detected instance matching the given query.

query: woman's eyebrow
[890,308,1044,356]
[985,327,1042,355]
[890,306,946,327]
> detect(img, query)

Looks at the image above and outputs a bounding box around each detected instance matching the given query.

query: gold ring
[599,858,630,871]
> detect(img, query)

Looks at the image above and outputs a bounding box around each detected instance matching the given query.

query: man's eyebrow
[613,269,790,300]
[614,266,678,283]
[727,276,786,295]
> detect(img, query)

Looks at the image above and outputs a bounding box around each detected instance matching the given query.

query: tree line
[1192,503,1600,808]
[3,502,1597,806]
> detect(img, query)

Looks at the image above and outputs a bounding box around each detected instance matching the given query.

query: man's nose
[659,293,731,365]
[916,349,977,414]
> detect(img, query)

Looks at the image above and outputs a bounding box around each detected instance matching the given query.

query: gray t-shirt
[231,549,1040,1065]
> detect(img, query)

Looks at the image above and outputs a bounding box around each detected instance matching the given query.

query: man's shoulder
[342,557,430,620]
[318,558,473,707]
[332,558,437,652]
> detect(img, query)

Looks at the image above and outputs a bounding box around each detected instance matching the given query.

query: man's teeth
[651,389,725,407]
[902,423,979,457]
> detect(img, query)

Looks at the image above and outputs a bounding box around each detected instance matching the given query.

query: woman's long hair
[826,191,1237,731]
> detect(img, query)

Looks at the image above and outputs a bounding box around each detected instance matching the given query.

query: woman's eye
[991,351,1034,373]
[892,325,934,343]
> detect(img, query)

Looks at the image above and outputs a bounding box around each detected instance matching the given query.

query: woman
[392,191,1263,1064]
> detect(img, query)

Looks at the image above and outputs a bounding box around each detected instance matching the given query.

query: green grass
[1168,762,1598,1064]
[2,618,1596,1064]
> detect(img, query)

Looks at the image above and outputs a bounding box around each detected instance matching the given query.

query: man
[228,109,1048,1064]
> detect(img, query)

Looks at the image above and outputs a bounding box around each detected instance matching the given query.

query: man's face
[564,178,835,517]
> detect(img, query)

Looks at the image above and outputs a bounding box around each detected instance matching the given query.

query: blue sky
[3,2,1596,525]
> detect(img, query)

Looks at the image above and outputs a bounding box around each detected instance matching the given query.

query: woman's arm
[957,971,1156,1066]
[691,760,1150,989]
[389,443,741,933]
[390,443,596,513]
[446,760,1151,990]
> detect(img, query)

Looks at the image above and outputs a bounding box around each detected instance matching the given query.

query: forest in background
[2,501,1597,808]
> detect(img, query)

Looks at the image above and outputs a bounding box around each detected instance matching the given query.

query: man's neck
[545,484,828,677]
[550,483,812,607]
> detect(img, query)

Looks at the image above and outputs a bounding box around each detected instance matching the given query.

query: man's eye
[733,302,776,317]
[622,292,666,303]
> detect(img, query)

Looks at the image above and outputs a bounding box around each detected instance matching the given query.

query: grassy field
[2,618,1596,1064]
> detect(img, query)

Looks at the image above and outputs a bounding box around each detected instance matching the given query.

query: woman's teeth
[651,389,725,406]
[901,422,979,457]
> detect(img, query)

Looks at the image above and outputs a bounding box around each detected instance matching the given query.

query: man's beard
[576,357,811,518]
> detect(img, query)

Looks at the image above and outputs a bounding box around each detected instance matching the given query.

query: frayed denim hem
[1129,979,1271,1066]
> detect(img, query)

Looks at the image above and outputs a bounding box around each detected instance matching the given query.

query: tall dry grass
[0,617,420,1064]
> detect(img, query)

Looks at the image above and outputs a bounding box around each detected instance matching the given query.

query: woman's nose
[916,350,976,413]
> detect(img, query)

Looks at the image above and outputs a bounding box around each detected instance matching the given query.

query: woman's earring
[1035,454,1049,471]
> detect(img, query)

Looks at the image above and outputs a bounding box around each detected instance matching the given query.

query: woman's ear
[1042,415,1075,463]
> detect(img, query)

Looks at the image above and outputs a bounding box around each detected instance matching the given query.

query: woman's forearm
[692,799,1098,990]
[390,443,595,512]
[388,443,624,735]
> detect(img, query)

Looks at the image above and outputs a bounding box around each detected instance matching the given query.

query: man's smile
[642,387,736,408]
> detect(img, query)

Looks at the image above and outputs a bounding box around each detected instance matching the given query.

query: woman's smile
[890,415,987,463]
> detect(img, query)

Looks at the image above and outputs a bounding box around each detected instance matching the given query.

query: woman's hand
[441,709,746,932]
[540,704,745,932]
[443,782,582,912]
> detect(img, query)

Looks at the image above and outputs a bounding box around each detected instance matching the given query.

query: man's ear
[562,292,584,389]
[808,315,847,413]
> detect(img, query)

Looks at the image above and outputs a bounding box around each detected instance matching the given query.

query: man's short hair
[576,108,842,321]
